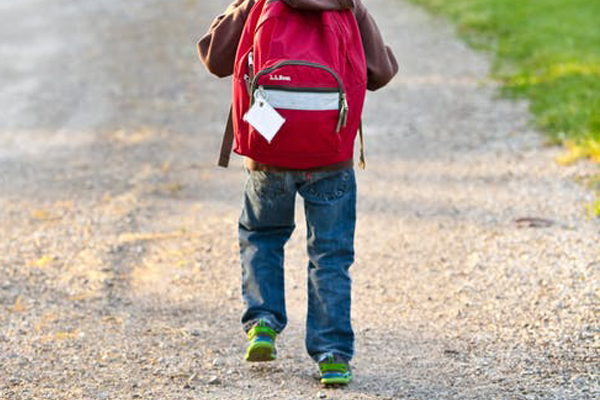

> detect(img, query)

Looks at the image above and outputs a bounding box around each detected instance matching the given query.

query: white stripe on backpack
[262,89,340,111]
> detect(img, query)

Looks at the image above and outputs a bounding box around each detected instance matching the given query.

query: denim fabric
[239,168,356,362]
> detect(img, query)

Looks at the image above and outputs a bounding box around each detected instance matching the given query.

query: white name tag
[243,90,286,143]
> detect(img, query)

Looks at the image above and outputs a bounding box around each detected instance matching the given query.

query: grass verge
[405,0,600,165]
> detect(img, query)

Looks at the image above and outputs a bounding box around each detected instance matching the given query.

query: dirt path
[0,0,597,399]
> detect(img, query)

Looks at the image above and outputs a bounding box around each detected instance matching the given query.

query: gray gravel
[0,0,598,399]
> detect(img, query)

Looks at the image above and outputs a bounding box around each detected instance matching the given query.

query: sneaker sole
[321,374,353,386]
[245,342,276,362]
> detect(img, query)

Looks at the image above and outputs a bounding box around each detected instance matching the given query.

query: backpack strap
[218,105,234,168]
[358,120,366,169]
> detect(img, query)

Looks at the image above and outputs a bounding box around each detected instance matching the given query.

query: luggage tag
[243,89,286,143]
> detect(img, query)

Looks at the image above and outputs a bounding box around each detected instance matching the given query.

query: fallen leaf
[102,316,123,325]
[556,139,600,165]
[8,296,25,313]
[56,331,80,340]
[111,128,154,145]
[585,199,600,218]
[40,330,80,342]
[28,255,54,268]
[514,217,555,228]
[69,292,96,301]
[166,182,184,194]
[30,209,61,221]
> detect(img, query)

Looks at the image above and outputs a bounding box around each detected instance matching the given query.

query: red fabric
[232,0,367,169]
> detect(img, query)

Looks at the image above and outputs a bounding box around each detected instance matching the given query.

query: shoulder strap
[218,105,234,168]
[358,120,366,169]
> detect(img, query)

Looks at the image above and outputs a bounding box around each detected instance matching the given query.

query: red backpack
[219,0,367,169]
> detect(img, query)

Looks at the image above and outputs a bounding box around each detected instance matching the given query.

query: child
[198,0,397,385]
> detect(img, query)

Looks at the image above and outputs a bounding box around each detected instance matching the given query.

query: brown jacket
[198,0,398,171]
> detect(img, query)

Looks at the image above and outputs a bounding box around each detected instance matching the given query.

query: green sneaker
[244,319,277,362]
[318,354,353,386]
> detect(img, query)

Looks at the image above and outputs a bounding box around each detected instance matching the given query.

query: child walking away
[198,0,397,386]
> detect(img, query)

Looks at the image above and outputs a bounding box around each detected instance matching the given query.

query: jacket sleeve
[198,0,255,78]
[354,2,399,91]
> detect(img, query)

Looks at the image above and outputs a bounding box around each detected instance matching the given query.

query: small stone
[212,357,223,367]
[574,376,587,387]
[98,392,109,400]
[208,376,221,385]
[190,329,202,337]
[318,391,327,399]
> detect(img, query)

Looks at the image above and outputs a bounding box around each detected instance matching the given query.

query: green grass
[406,0,600,163]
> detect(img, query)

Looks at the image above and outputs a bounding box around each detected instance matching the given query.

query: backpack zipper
[251,60,349,132]
[260,85,339,93]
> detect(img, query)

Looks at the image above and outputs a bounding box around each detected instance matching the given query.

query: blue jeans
[239,168,356,362]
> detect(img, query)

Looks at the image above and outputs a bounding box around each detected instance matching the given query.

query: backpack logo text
[269,74,292,82]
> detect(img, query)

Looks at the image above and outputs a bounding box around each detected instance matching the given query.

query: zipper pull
[248,51,254,78]
[252,85,268,106]
[257,86,269,101]
[341,94,349,127]
[336,93,348,133]
[336,112,344,133]
[247,51,255,99]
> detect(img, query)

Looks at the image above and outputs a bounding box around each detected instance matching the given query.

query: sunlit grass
[407,0,600,163]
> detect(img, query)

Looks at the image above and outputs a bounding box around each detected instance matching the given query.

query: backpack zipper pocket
[251,61,349,132]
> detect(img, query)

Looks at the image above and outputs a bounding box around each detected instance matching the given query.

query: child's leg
[239,170,296,334]
[298,169,356,362]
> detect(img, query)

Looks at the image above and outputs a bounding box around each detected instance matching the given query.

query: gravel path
[0,0,597,399]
